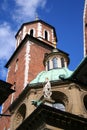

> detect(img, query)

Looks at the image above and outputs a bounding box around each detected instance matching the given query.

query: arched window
[14,104,26,129]
[84,95,87,110]
[30,29,33,36]
[51,91,68,112]
[52,57,58,69]
[61,57,65,67]
[45,30,48,40]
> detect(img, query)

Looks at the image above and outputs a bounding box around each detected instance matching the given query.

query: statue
[43,78,52,99]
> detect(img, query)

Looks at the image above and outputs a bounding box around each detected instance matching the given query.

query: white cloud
[0,0,47,80]
[0,22,15,80]
[0,22,15,60]
[0,60,7,80]
[0,0,47,60]
[13,0,47,22]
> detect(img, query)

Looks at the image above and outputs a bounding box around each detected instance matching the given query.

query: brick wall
[84,2,87,56]
[0,19,56,129]
[0,39,52,129]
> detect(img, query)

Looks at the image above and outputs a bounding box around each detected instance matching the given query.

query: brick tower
[84,0,87,56]
[0,19,57,130]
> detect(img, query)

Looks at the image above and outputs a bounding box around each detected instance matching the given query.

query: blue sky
[0,0,85,81]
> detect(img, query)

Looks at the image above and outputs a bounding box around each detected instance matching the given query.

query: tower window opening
[45,30,48,40]
[61,57,65,67]
[52,57,58,69]
[47,60,50,70]
[30,29,34,36]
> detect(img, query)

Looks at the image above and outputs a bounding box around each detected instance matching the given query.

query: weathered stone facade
[10,81,87,130]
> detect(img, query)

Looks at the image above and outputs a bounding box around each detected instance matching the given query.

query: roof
[16,104,87,130]
[0,80,15,105]
[5,34,54,68]
[68,56,87,87]
[30,67,73,84]
[15,19,57,42]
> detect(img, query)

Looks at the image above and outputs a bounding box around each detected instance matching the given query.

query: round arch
[83,94,87,111]
[14,103,26,129]
[51,91,68,111]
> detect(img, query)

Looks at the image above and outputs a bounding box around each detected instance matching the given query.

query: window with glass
[61,57,65,67]
[52,103,65,111]
[52,57,58,69]
[47,60,50,70]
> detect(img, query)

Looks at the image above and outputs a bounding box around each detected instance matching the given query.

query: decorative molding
[51,29,54,43]
[11,93,14,104]
[6,66,11,81]
[24,41,31,88]
[37,22,42,38]
[22,26,26,40]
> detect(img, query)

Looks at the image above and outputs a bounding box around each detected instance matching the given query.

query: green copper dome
[30,67,73,84]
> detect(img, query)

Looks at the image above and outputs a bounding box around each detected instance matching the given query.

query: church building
[0,1,87,130]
